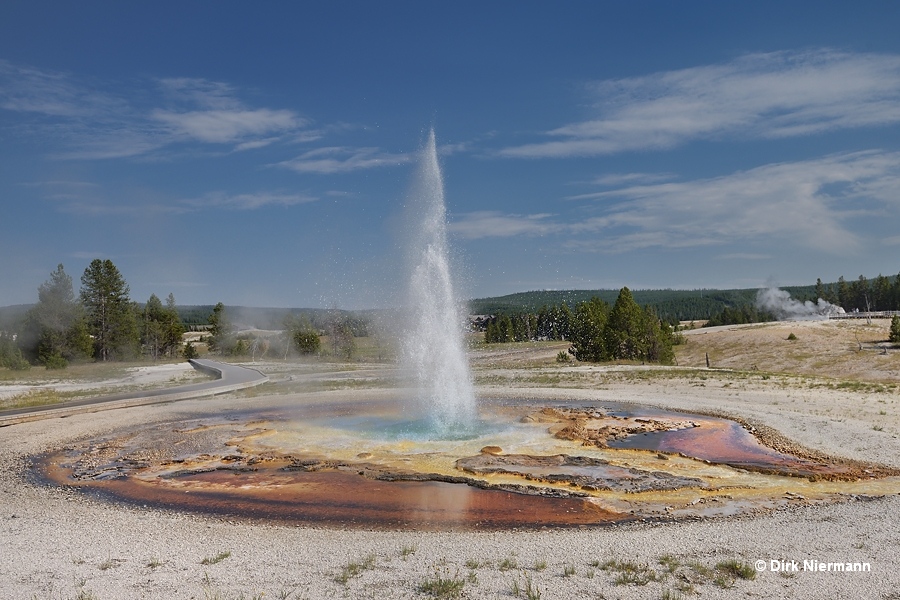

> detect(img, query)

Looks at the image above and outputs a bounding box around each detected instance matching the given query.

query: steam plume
[756,287,845,320]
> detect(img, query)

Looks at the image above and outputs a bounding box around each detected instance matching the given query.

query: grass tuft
[498,557,518,572]
[715,559,756,581]
[418,568,466,599]
[334,553,376,585]
[200,550,231,566]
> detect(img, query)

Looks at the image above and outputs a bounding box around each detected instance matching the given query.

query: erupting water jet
[399,129,477,437]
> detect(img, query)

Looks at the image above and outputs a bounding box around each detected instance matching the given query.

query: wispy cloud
[457,151,900,254]
[25,178,312,214]
[0,59,127,117]
[277,146,411,174]
[568,150,900,253]
[60,201,188,217]
[716,253,773,260]
[185,191,317,210]
[0,63,310,158]
[500,49,900,158]
[148,77,309,150]
[588,172,677,187]
[449,211,561,240]
[152,107,301,144]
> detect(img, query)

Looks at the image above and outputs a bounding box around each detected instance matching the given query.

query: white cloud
[157,77,241,110]
[0,62,310,158]
[278,147,411,174]
[569,150,900,253]
[233,137,280,151]
[458,151,900,254]
[151,76,307,146]
[449,211,560,239]
[587,172,677,187]
[186,191,317,210]
[0,59,126,117]
[500,49,900,158]
[152,108,301,144]
[716,253,772,260]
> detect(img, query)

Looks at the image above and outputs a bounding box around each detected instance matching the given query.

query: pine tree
[207,302,232,353]
[142,293,186,359]
[23,264,92,367]
[80,259,139,361]
[604,287,646,360]
[142,294,166,360]
[164,293,186,356]
[568,297,608,361]
[890,315,900,345]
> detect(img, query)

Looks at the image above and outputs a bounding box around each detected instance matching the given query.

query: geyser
[400,129,477,435]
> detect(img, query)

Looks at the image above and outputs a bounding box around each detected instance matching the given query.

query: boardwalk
[0,359,267,426]
[829,311,900,319]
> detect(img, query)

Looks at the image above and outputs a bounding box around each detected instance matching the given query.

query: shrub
[42,353,69,370]
[182,341,199,360]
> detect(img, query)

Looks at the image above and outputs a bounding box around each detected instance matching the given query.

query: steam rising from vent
[756,287,845,320]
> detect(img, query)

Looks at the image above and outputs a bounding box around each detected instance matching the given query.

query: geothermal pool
[37,395,900,530]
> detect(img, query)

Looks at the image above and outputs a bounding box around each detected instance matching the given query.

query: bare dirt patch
[678,319,900,383]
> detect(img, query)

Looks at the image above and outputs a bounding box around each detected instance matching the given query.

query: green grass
[334,554,376,585]
[510,573,541,600]
[418,569,466,599]
[97,557,120,571]
[715,559,756,581]
[658,554,680,574]
[599,559,659,586]
[498,557,518,572]
[200,551,231,565]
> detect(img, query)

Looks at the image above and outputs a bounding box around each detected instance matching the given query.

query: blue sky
[2,2,900,309]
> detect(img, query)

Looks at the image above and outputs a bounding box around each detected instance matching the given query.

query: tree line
[814,274,900,313]
[0,261,379,372]
[705,272,900,327]
[0,261,188,370]
[484,287,678,364]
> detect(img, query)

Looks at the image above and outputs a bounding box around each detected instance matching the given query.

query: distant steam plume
[756,287,845,320]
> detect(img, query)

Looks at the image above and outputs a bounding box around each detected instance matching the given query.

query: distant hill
[176,305,371,331]
[0,303,366,334]
[0,304,31,331]
[468,285,818,322]
[4,274,889,329]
